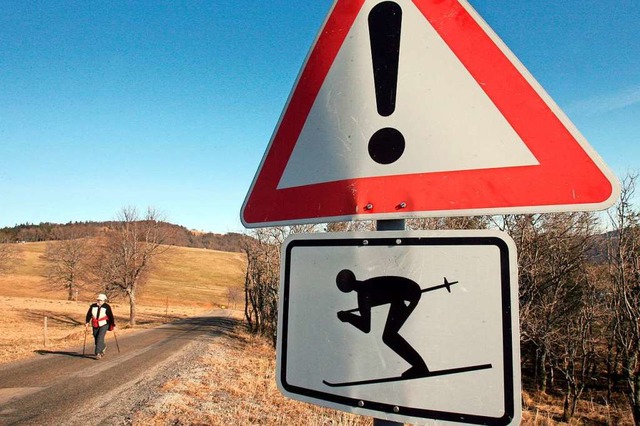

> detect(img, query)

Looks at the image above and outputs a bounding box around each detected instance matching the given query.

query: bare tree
[95,207,168,326]
[243,225,318,345]
[495,212,599,392]
[607,173,640,423]
[325,220,375,233]
[407,215,489,230]
[44,229,94,300]
[0,240,14,275]
[226,286,242,309]
[555,271,602,421]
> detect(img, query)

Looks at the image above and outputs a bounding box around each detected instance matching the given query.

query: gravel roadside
[64,337,211,426]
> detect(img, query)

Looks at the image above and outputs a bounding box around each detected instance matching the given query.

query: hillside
[0,241,246,308]
[0,221,253,253]
[0,240,247,364]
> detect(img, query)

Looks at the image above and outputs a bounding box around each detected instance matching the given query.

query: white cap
[97,293,108,301]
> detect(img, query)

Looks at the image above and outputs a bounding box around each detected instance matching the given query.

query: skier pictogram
[324,269,492,387]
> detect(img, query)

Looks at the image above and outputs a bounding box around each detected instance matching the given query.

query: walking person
[85,293,115,360]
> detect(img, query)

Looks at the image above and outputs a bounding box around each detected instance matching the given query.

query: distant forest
[0,221,251,253]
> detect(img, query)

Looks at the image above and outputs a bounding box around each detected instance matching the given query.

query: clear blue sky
[1,1,638,233]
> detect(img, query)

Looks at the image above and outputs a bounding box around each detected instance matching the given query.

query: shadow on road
[34,350,88,359]
[168,315,241,335]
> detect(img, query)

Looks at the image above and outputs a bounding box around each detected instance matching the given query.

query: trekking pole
[113,329,121,354]
[82,327,88,356]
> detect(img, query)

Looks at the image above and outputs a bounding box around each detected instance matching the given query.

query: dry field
[0,241,245,364]
[0,241,246,307]
[1,241,635,424]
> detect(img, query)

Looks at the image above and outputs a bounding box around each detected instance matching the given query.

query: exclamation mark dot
[368,1,404,165]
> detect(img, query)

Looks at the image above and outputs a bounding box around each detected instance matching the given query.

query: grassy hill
[0,241,246,308]
[0,240,246,364]
[143,245,246,308]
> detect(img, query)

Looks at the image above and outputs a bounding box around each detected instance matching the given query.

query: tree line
[0,220,250,253]
[242,174,640,423]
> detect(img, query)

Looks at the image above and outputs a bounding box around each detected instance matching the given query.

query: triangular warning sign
[241,0,619,228]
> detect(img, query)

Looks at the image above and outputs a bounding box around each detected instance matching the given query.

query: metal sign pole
[374,218,405,426]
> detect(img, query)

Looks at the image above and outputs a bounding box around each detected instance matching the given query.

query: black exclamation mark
[368,1,404,165]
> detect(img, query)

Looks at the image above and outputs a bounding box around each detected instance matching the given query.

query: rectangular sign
[276,230,521,425]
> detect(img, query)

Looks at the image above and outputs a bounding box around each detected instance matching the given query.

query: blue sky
[1,1,638,233]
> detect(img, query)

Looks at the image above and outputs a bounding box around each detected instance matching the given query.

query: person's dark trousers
[92,324,108,355]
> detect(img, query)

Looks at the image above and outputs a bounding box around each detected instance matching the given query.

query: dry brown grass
[0,241,245,365]
[1,242,635,424]
[131,323,634,426]
[133,326,372,426]
[0,242,49,298]
[142,245,246,308]
[520,389,634,425]
[0,241,246,308]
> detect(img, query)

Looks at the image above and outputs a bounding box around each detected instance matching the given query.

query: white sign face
[276,230,521,425]
[277,0,538,190]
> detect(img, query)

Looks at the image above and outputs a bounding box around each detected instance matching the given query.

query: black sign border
[280,234,516,425]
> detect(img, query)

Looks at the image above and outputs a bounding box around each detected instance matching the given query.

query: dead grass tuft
[133,327,372,426]
[519,389,634,425]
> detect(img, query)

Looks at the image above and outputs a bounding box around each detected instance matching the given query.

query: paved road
[0,311,238,425]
